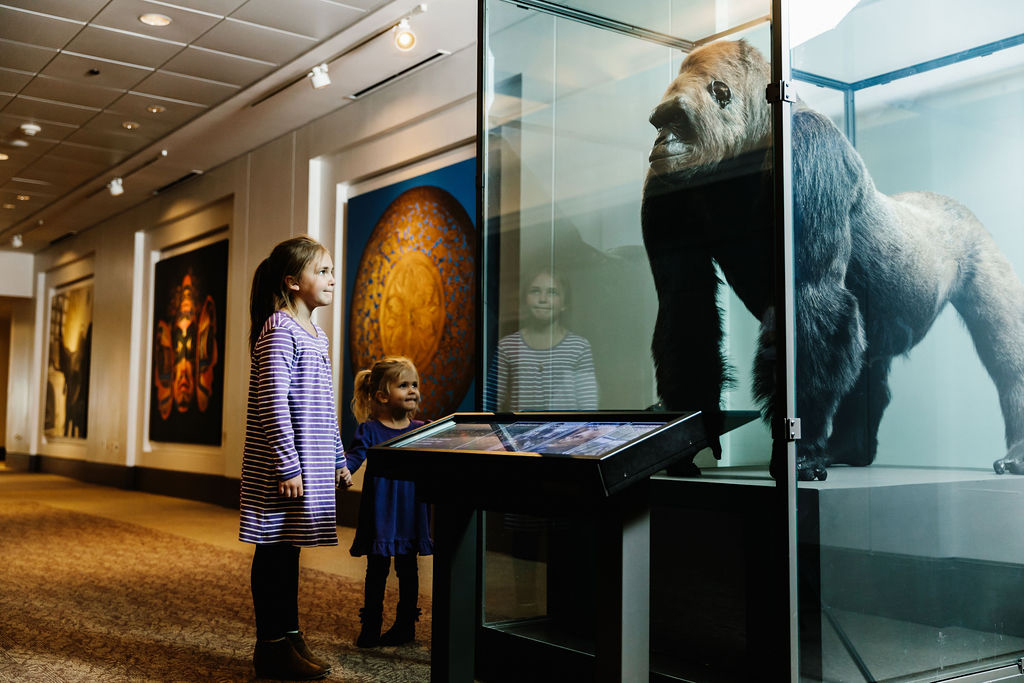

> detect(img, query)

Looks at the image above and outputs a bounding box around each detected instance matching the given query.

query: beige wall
[3,44,476,480]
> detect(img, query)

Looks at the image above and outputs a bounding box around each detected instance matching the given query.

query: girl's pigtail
[249,258,276,355]
[351,370,372,423]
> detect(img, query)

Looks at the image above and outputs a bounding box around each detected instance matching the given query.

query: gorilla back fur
[642,39,1024,480]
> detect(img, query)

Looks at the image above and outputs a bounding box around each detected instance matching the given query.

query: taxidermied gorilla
[642,39,1024,480]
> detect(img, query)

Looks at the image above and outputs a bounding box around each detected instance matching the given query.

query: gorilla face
[647,40,772,182]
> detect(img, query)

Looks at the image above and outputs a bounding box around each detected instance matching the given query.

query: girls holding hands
[346,356,434,647]
[239,236,353,680]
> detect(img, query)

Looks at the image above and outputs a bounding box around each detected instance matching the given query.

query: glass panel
[793,1,1024,680]
[481,0,776,678]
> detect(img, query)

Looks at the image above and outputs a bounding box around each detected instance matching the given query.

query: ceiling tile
[0,113,76,142]
[18,159,100,190]
[1,0,107,23]
[107,92,207,127]
[21,75,124,109]
[0,7,83,49]
[48,141,130,167]
[168,0,248,15]
[162,46,274,86]
[64,26,184,68]
[317,0,390,11]
[41,53,152,90]
[91,0,222,45]
[131,70,238,107]
[194,19,316,64]
[0,39,59,72]
[65,126,151,154]
[82,111,173,141]
[4,96,98,127]
[231,0,364,40]
[0,69,33,94]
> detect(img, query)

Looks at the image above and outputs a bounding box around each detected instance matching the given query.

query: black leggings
[363,553,419,615]
[251,543,300,641]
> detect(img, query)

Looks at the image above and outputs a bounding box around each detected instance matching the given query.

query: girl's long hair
[351,356,418,423]
[249,235,327,354]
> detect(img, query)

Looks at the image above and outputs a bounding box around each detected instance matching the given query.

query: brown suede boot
[285,631,332,673]
[253,637,328,680]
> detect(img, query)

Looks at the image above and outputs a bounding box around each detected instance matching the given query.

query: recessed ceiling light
[0,153,8,161]
[139,13,172,27]
[122,121,141,130]
[9,139,29,148]
[2,203,15,210]
[146,104,166,114]
[16,194,30,201]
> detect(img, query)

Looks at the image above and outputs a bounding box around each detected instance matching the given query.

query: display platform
[648,465,1024,683]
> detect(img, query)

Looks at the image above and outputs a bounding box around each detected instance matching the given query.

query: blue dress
[347,419,434,557]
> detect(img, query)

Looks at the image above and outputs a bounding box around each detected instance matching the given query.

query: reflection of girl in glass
[495,267,599,411]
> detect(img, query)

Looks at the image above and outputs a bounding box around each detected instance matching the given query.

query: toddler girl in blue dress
[345,356,433,647]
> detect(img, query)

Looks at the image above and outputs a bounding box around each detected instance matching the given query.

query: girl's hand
[279,475,304,498]
[335,466,353,489]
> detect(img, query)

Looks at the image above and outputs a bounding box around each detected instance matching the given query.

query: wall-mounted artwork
[149,239,228,445]
[44,280,93,439]
[344,158,476,434]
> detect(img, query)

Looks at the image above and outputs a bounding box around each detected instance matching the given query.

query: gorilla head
[647,40,772,182]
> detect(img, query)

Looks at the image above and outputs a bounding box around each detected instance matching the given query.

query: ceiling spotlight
[11,234,22,248]
[0,153,8,161]
[16,194,30,201]
[2,203,14,210]
[9,139,29,148]
[394,18,416,51]
[139,13,172,26]
[122,121,141,130]
[308,63,331,90]
[146,104,166,114]
[20,123,41,136]
[108,177,124,196]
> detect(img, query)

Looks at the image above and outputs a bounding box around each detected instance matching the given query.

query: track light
[20,123,41,136]
[108,177,124,196]
[11,234,22,248]
[308,63,331,89]
[394,18,416,51]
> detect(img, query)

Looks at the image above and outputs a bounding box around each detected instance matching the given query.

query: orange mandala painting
[349,186,475,419]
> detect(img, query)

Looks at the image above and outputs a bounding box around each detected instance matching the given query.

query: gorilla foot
[769,452,828,481]
[993,442,1024,474]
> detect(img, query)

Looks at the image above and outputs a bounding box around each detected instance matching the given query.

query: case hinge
[784,417,801,441]
[766,80,796,104]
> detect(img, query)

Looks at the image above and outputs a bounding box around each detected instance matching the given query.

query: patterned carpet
[0,500,431,682]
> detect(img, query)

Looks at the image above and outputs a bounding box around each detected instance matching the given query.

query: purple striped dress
[239,310,346,546]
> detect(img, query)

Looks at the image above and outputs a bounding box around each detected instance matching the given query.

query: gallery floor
[0,462,440,682]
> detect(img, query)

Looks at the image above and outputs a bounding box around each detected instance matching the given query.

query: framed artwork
[44,279,93,439]
[148,238,228,445]
[343,157,476,438]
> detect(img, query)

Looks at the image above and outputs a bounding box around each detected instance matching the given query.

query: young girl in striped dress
[345,356,433,647]
[239,235,353,680]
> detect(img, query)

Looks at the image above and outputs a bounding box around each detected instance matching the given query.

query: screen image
[395,420,663,457]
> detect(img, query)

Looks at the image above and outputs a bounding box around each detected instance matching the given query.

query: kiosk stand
[369,411,710,683]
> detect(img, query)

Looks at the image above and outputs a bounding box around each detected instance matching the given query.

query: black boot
[381,553,420,646]
[356,607,383,648]
[253,637,328,680]
[285,631,331,672]
[379,606,421,646]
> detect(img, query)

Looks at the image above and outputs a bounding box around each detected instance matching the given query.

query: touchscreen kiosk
[368,410,706,508]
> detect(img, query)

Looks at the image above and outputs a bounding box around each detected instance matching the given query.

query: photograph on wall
[44,279,93,439]
[148,238,228,445]
[343,157,476,438]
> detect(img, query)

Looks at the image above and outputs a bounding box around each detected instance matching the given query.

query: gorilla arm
[642,183,729,463]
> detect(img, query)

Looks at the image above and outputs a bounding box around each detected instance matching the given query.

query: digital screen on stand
[392,420,663,457]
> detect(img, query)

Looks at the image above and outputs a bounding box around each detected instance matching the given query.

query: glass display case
[479,0,1024,681]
